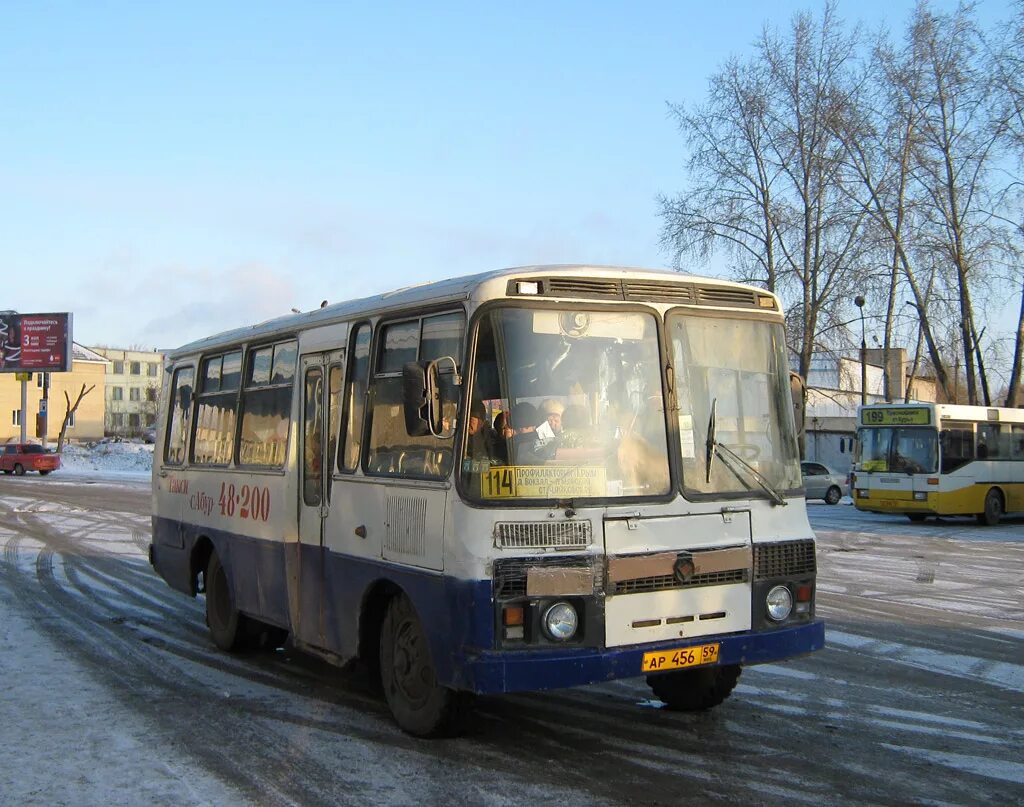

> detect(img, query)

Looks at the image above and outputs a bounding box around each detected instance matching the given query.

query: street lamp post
[855,295,867,406]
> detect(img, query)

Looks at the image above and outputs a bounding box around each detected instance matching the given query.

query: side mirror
[403,361,437,437]
[403,357,462,438]
[789,371,805,437]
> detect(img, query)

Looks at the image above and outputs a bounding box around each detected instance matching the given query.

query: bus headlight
[542,601,579,641]
[766,586,793,621]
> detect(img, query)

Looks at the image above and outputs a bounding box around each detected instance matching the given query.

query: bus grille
[513,276,767,309]
[696,286,759,307]
[494,520,592,549]
[493,555,596,599]
[753,540,816,580]
[610,568,748,595]
[623,280,695,303]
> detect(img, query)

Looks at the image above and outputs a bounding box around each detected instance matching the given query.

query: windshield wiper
[705,399,718,484]
[713,442,788,506]
[704,397,786,506]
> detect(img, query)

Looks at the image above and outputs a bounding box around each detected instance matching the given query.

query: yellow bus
[853,403,1024,525]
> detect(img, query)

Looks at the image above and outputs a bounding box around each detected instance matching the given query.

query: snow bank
[59,441,154,477]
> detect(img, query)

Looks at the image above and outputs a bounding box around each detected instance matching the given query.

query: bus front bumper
[457,619,825,695]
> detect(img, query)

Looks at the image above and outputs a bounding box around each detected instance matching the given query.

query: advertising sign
[0,313,73,373]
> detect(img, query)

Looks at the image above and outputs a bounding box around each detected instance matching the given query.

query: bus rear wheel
[977,489,1003,527]
[647,664,741,711]
[907,514,927,523]
[205,551,249,651]
[379,593,473,737]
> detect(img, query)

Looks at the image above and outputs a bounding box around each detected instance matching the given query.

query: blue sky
[1,1,1017,352]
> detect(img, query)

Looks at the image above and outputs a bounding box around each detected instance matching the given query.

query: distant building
[0,343,107,443]
[91,348,165,437]
[800,348,937,471]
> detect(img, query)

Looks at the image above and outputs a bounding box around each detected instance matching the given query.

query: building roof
[72,343,107,363]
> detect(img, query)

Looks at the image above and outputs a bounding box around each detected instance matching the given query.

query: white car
[801,461,849,504]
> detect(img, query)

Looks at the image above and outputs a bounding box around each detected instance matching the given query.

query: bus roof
[166,264,777,360]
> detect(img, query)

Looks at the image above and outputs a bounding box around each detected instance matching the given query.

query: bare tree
[660,2,869,385]
[990,1,1024,406]
[56,384,95,453]
[903,1,1006,404]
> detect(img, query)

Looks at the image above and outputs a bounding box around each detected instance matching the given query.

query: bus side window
[340,323,371,473]
[365,312,464,479]
[1012,425,1024,460]
[940,426,974,473]
[192,351,242,466]
[164,366,194,466]
[238,340,296,468]
[977,423,998,459]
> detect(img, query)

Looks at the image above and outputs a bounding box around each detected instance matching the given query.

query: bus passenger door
[295,351,343,648]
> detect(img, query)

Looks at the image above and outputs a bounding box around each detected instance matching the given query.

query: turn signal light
[503,605,524,626]
[927,477,939,486]
[795,584,813,602]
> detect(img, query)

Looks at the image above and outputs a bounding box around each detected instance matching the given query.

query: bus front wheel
[647,664,741,711]
[379,593,473,737]
[977,489,1003,527]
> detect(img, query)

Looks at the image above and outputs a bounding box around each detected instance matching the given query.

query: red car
[0,443,61,476]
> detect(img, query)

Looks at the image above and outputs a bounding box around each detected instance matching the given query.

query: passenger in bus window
[536,399,564,444]
[466,401,498,461]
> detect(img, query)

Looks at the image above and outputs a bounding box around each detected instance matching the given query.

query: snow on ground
[57,441,153,480]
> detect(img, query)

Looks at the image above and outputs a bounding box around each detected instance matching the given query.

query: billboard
[0,312,73,372]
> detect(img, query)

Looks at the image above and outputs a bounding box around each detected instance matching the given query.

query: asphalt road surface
[1,476,1021,806]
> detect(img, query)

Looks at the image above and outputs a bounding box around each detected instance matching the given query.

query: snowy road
[1,477,1021,805]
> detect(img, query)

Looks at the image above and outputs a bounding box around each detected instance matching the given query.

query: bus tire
[907,514,927,523]
[977,489,1003,527]
[205,551,248,652]
[379,593,473,737]
[647,664,742,711]
[824,486,842,505]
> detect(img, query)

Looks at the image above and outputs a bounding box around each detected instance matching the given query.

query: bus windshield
[856,427,938,473]
[667,313,800,498]
[463,307,671,501]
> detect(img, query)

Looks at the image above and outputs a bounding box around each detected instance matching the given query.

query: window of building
[130,362,142,375]
[192,352,241,465]
[365,311,463,479]
[67,411,75,428]
[113,413,125,427]
[164,367,193,466]
[146,387,157,402]
[129,413,141,428]
[148,363,159,377]
[238,340,297,467]
[129,387,141,402]
[112,361,124,374]
[112,387,124,401]
[11,410,20,426]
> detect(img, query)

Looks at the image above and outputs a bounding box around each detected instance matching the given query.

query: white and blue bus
[150,265,824,736]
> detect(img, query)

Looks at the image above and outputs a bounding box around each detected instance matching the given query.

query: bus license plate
[642,643,720,673]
